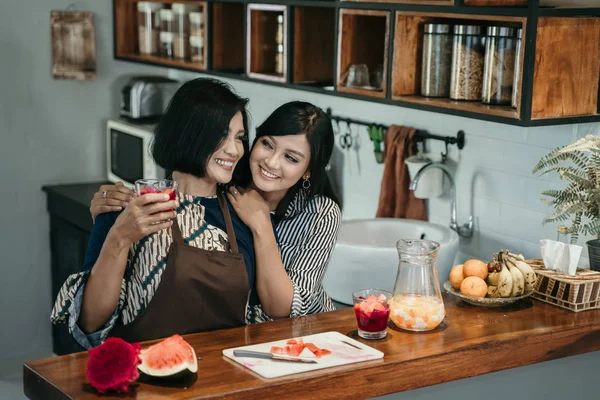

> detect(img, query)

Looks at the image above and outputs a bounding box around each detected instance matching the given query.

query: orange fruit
[460,276,488,298]
[463,259,488,280]
[449,264,464,290]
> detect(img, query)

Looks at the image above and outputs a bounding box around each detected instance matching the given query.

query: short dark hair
[152,78,250,181]
[252,101,341,220]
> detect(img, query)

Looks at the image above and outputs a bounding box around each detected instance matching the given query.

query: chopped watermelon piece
[319,349,332,356]
[285,344,303,357]
[377,293,387,302]
[270,346,286,354]
[366,294,377,302]
[286,338,304,346]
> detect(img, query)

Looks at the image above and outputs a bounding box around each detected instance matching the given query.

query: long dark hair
[251,101,341,220]
[152,78,250,184]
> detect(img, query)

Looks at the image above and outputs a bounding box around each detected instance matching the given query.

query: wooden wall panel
[392,15,426,96]
[115,0,137,55]
[293,8,335,84]
[212,3,244,71]
[532,17,600,119]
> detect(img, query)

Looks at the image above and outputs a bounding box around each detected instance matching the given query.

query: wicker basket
[526,259,600,312]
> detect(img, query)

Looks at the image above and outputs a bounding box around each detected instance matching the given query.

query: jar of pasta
[137,2,163,55]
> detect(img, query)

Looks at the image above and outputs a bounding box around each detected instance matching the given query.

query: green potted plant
[532,134,600,271]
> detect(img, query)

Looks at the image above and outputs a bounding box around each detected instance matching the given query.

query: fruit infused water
[392,240,445,332]
[352,289,392,340]
[135,179,177,200]
[389,294,445,331]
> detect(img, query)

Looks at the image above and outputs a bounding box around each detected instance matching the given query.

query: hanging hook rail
[326,107,465,161]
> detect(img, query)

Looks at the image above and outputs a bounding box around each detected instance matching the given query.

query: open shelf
[113,0,600,126]
[391,11,526,120]
[211,2,244,72]
[247,4,288,83]
[293,7,336,87]
[115,0,208,70]
[337,9,390,98]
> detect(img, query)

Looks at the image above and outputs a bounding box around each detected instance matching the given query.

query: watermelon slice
[270,338,332,359]
[138,335,198,378]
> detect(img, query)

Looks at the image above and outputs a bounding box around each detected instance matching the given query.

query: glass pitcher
[390,240,445,332]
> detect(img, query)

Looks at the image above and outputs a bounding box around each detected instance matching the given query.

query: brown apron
[110,192,249,343]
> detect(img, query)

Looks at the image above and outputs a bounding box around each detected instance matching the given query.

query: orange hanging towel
[376,125,427,220]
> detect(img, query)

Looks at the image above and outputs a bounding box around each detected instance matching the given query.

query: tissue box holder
[526,259,600,312]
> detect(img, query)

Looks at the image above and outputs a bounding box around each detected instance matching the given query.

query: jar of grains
[421,23,453,97]
[450,25,485,101]
[482,27,517,105]
[172,3,200,60]
[137,2,163,55]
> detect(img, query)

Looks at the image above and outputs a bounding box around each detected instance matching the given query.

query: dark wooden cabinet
[43,182,108,355]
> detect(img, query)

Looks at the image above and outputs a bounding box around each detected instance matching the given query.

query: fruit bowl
[443,281,534,307]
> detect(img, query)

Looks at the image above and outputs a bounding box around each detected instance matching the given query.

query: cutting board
[222,331,384,379]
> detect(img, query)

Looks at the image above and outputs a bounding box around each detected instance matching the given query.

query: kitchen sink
[323,218,459,305]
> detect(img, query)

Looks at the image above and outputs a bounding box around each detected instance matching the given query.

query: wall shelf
[337,9,390,98]
[247,4,287,83]
[113,0,600,126]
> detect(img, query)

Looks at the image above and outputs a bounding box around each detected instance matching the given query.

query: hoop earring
[302,178,311,190]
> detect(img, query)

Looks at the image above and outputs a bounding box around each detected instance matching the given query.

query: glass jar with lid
[390,240,445,332]
[512,28,523,109]
[137,2,163,55]
[160,9,174,35]
[160,32,174,59]
[482,26,518,105]
[189,11,204,38]
[450,25,485,101]
[172,3,200,60]
[421,23,453,98]
[275,43,284,75]
[190,35,204,65]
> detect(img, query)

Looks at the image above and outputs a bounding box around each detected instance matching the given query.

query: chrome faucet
[409,162,474,238]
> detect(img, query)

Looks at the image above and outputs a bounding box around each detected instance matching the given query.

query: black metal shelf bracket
[326,108,465,162]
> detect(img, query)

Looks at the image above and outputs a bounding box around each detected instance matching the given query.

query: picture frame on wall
[50,10,97,80]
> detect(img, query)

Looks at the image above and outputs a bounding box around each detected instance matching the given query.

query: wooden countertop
[24,294,600,400]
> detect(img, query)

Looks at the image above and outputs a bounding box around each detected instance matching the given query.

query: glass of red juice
[135,179,177,200]
[352,289,392,340]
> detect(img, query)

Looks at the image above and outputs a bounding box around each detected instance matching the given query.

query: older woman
[51,78,256,348]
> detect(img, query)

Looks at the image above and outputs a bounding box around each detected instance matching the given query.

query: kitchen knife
[233,349,318,363]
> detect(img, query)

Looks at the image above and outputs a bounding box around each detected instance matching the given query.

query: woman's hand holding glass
[110,193,177,246]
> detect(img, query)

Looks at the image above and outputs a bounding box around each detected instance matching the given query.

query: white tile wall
[171,69,600,266]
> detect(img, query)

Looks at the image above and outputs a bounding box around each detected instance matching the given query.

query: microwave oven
[106,119,166,187]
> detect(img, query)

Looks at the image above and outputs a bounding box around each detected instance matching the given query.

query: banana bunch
[486,250,537,298]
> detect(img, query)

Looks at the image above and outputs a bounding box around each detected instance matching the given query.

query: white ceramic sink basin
[323,218,459,305]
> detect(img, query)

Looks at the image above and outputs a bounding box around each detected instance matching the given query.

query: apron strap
[217,190,240,254]
[170,216,184,245]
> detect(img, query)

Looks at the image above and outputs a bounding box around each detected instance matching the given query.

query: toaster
[120,76,179,122]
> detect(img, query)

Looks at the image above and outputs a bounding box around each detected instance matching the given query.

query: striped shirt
[249,190,342,323]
